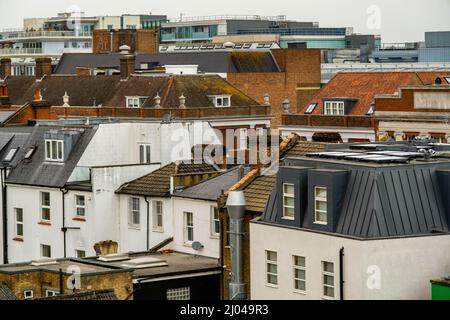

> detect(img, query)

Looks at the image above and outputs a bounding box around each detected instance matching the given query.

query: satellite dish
[192,241,204,251]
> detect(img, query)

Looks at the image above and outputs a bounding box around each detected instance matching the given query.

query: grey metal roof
[5,125,97,188]
[55,52,231,74]
[0,283,17,300]
[0,111,16,123]
[174,166,251,201]
[262,154,450,239]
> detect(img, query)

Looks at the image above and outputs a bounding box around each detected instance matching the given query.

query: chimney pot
[179,93,186,109]
[263,93,270,106]
[154,93,161,108]
[282,98,291,114]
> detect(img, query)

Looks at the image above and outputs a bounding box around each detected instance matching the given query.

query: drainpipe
[2,168,8,264]
[59,268,64,295]
[339,247,345,300]
[60,187,69,258]
[144,196,150,251]
[226,191,246,300]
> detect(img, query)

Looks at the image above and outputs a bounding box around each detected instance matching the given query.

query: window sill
[265,284,278,289]
[38,221,51,226]
[13,237,24,242]
[293,290,306,295]
[152,228,164,233]
[183,242,193,247]
[313,221,328,226]
[210,234,220,240]
[128,225,141,230]
[73,217,86,222]
[281,217,295,221]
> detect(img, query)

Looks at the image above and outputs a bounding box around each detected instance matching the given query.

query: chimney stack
[35,57,52,79]
[0,58,12,79]
[0,84,11,107]
[120,55,135,80]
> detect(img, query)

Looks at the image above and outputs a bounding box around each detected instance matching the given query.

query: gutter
[339,247,345,301]
[144,196,150,251]
[2,167,8,264]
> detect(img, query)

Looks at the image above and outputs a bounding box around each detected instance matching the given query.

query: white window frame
[40,191,51,222]
[367,105,375,115]
[184,212,194,244]
[129,197,141,228]
[23,290,34,300]
[41,244,51,258]
[75,194,85,217]
[209,95,231,107]
[314,186,328,225]
[75,249,86,258]
[293,255,306,294]
[126,96,147,108]
[45,289,59,297]
[265,250,278,287]
[139,144,151,164]
[282,183,295,220]
[211,206,220,237]
[152,200,164,232]
[14,208,24,238]
[45,139,64,161]
[322,261,335,299]
[4,148,18,162]
[324,101,345,116]
[239,128,248,150]
[305,103,317,114]
[167,287,190,300]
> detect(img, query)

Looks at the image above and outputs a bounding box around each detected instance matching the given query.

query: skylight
[367,106,375,115]
[445,77,450,84]
[305,103,317,114]
[24,146,36,160]
[4,148,18,162]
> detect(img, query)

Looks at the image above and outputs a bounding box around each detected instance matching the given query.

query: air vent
[30,258,58,266]
[121,257,168,269]
[97,253,129,262]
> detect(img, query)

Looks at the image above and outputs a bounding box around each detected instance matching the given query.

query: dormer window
[126,96,148,108]
[314,186,328,225]
[209,95,231,107]
[305,103,317,114]
[324,101,345,116]
[283,183,295,219]
[4,148,18,162]
[45,140,64,161]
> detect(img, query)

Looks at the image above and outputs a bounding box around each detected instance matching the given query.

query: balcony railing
[0,48,43,54]
[1,31,92,39]
[167,15,289,23]
[282,114,375,128]
[53,105,271,119]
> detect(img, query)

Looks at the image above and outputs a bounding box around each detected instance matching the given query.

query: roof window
[3,148,18,162]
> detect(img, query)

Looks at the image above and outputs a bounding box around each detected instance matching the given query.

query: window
[14,208,23,238]
[367,105,375,115]
[41,244,51,258]
[256,127,266,136]
[324,101,345,116]
[322,261,335,298]
[293,256,306,292]
[210,95,231,107]
[314,187,328,225]
[45,140,64,161]
[139,144,151,164]
[153,201,163,231]
[126,96,148,108]
[129,197,140,227]
[40,192,51,221]
[24,146,36,160]
[75,195,85,217]
[305,103,317,114]
[283,183,295,219]
[211,206,220,237]
[184,212,194,243]
[45,290,59,297]
[445,76,450,84]
[266,250,278,286]
[23,290,33,300]
[239,128,248,150]
[4,148,18,162]
[167,287,190,300]
[75,250,86,258]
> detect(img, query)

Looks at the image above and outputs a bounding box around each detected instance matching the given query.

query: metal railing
[0,48,43,54]
[0,30,92,39]
[167,14,289,23]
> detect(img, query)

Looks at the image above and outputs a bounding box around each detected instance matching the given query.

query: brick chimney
[0,58,12,79]
[0,84,11,107]
[30,87,57,120]
[120,55,135,79]
[35,57,52,79]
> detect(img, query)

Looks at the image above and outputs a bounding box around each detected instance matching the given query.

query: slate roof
[0,128,33,168]
[38,289,117,300]
[0,283,17,300]
[54,52,280,75]
[174,166,250,201]
[282,141,327,158]
[5,125,97,188]
[3,74,258,108]
[116,162,219,197]
[301,72,450,115]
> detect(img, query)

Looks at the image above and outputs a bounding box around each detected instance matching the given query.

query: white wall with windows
[172,198,220,259]
[118,195,173,253]
[250,222,450,300]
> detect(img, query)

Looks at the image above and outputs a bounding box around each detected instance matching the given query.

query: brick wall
[93,29,159,54]
[228,49,321,127]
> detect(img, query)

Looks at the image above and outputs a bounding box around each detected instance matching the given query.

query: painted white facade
[250,222,450,300]
[280,126,376,142]
[172,198,220,258]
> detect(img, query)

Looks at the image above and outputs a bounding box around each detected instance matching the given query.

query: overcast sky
[0,0,449,43]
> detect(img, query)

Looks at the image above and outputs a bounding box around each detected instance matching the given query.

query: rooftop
[37,289,118,300]
[0,283,17,300]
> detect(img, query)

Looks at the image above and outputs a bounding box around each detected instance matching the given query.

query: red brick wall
[228,49,321,127]
[93,29,159,54]
[376,88,450,113]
